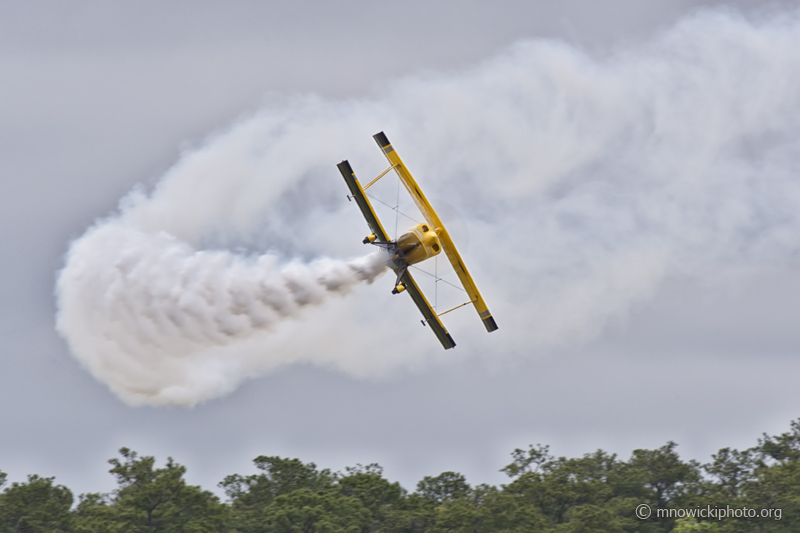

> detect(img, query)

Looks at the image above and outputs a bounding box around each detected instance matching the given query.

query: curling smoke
[57,8,800,405]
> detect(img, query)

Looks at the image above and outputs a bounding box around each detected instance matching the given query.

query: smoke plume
[57,7,800,405]
[57,223,385,405]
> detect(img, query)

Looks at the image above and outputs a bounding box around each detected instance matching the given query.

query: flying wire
[366,193,422,226]
[410,265,467,293]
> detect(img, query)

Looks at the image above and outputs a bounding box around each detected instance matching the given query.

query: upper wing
[373,132,498,333]
[400,270,457,350]
[337,160,390,243]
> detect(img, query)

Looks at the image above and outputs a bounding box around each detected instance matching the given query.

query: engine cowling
[395,223,442,266]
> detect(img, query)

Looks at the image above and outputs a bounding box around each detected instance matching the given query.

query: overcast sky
[3,0,800,500]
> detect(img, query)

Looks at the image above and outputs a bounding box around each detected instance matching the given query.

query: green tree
[0,474,73,532]
[430,484,545,533]
[503,445,634,529]
[337,464,405,527]
[221,456,335,507]
[553,504,627,533]
[260,488,370,533]
[673,517,719,532]
[758,420,800,463]
[71,493,122,533]
[107,447,227,532]
[624,442,700,509]
[222,456,336,532]
[374,492,435,533]
[703,447,755,501]
[737,420,800,532]
[416,472,470,505]
[501,444,552,478]
[616,442,700,532]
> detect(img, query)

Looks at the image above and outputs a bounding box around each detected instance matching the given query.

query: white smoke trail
[57,7,800,405]
[57,223,385,405]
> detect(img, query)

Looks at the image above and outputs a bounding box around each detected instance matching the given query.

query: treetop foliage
[2,420,799,532]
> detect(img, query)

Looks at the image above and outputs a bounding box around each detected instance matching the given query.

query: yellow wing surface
[373,132,498,333]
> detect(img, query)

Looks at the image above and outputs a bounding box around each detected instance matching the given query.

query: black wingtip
[337,160,353,175]
[373,131,390,148]
[446,334,457,349]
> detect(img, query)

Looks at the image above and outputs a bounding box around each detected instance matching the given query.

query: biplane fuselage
[366,222,443,293]
[337,132,498,350]
[391,223,442,266]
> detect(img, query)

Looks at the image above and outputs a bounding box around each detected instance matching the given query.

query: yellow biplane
[337,132,498,349]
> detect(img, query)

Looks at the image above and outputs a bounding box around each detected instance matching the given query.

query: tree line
[1,420,798,532]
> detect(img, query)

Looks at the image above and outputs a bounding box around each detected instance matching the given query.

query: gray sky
[2,0,799,499]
